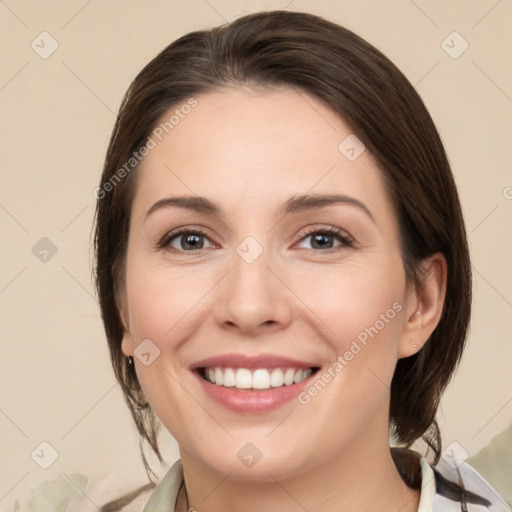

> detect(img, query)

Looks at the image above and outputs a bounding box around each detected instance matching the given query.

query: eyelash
[158,226,355,254]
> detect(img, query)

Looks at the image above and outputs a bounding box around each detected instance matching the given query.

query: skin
[120,86,447,512]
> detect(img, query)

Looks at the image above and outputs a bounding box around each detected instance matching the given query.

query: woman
[94,10,509,512]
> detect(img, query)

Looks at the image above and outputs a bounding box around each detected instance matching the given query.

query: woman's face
[121,85,419,480]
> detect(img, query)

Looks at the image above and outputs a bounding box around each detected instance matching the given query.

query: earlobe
[121,331,134,358]
[119,303,134,358]
[398,253,447,359]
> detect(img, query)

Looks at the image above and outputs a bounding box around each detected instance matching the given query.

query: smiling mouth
[197,366,320,391]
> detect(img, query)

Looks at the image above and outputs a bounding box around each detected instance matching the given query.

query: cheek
[293,258,405,347]
[124,258,211,344]
[295,258,406,407]
[123,260,210,433]
[295,267,405,425]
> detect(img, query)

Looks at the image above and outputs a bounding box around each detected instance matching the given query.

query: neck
[177,438,420,512]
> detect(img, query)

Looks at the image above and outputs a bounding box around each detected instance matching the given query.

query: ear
[119,300,134,358]
[398,253,447,358]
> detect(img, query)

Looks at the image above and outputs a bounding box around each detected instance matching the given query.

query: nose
[213,243,293,337]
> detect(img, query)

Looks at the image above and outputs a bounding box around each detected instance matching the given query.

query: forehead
[131,86,394,223]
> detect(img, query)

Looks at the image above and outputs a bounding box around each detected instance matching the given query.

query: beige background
[1,0,511,508]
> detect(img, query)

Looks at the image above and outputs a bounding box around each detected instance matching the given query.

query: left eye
[296,228,354,251]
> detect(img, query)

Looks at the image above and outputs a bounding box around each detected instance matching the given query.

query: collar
[418,456,436,512]
[143,458,184,511]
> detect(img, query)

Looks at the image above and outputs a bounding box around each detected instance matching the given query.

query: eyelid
[297,224,353,241]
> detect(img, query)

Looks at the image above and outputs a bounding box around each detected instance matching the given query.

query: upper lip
[189,353,319,370]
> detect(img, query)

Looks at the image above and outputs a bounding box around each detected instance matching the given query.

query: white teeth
[223,367,236,387]
[235,368,252,389]
[203,367,313,389]
[270,368,284,387]
[252,369,270,389]
[284,368,295,385]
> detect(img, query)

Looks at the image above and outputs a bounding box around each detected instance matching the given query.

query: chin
[195,445,310,483]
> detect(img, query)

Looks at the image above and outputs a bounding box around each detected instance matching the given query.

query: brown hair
[94,10,471,484]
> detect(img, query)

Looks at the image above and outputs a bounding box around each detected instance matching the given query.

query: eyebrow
[145,193,375,224]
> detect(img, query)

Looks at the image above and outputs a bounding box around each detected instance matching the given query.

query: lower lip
[193,370,316,413]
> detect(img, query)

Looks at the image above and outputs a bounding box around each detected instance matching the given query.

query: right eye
[159,228,216,252]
